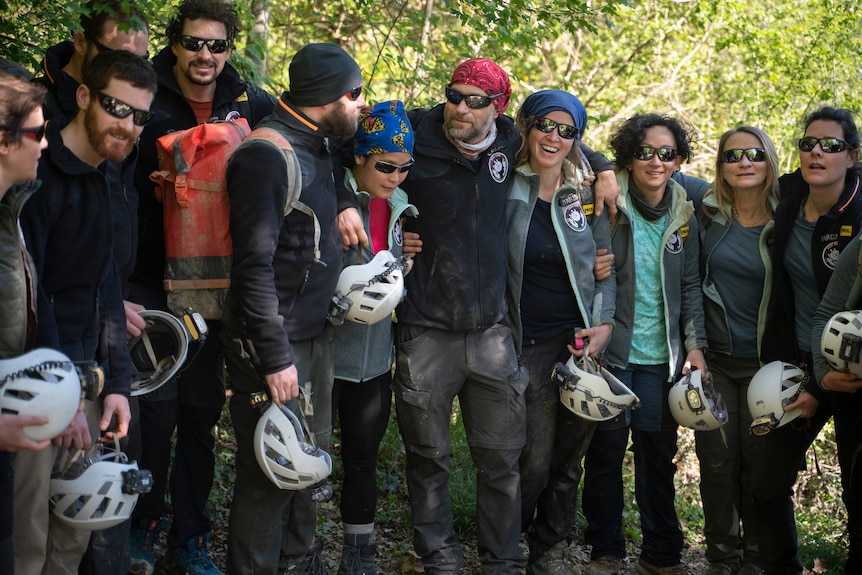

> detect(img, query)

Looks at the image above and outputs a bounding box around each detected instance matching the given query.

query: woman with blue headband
[506,89,616,574]
[331,100,417,575]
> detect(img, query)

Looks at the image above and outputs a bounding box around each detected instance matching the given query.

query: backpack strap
[241,127,323,264]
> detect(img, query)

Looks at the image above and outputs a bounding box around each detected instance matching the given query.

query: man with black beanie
[220,42,366,575]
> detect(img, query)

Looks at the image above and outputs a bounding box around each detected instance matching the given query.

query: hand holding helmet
[820,310,862,381]
[747,361,806,436]
[0,348,82,441]
[668,369,728,431]
[328,250,410,326]
[553,348,639,421]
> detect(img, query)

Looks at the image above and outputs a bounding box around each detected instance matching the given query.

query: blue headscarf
[353,100,414,157]
[520,90,588,139]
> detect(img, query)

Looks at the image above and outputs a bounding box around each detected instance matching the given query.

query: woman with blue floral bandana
[331,100,417,575]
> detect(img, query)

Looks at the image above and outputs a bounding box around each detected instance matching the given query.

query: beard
[84,104,136,162]
[181,57,219,86]
[321,102,359,139]
[444,110,495,143]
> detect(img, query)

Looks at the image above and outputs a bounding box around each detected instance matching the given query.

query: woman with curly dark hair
[583,113,707,575]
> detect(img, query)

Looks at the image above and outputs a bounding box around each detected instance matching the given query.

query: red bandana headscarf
[448,58,512,116]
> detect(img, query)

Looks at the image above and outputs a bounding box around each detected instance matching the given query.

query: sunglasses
[531,116,578,140]
[445,87,503,109]
[96,92,155,126]
[179,35,230,54]
[14,123,46,142]
[88,37,150,61]
[345,86,363,101]
[722,148,766,163]
[797,136,850,153]
[374,159,414,174]
[633,146,678,162]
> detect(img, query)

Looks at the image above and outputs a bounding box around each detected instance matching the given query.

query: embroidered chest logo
[560,193,587,232]
[392,219,403,247]
[488,152,509,183]
[225,110,242,122]
[822,241,840,270]
[665,230,683,254]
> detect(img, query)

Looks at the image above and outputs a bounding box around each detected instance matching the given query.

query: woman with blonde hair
[695,126,779,575]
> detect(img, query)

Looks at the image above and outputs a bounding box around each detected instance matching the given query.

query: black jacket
[762,169,862,401]
[224,95,342,374]
[33,41,80,121]
[20,120,133,396]
[130,47,276,295]
[395,105,521,331]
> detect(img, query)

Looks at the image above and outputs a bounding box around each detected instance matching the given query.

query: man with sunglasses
[124,1,275,574]
[14,50,157,575]
[221,42,366,575]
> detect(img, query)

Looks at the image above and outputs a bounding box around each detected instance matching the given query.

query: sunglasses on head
[95,92,155,126]
[374,159,414,174]
[530,116,578,140]
[88,36,150,61]
[633,146,678,162]
[722,148,766,163]
[445,87,502,109]
[797,136,849,153]
[345,86,363,101]
[179,35,230,54]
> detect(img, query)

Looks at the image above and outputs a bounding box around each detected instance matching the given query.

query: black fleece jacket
[20,120,133,396]
[224,95,342,375]
[762,169,862,401]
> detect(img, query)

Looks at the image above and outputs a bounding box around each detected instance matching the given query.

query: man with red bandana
[389,58,528,575]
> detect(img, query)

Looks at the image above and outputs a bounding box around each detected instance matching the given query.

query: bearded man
[15,49,156,575]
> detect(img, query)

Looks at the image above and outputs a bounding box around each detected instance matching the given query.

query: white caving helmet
[49,440,153,530]
[668,369,728,431]
[254,402,332,490]
[0,348,81,441]
[331,250,410,325]
[820,310,862,379]
[128,309,206,396]
[554,351,640,422]
[747,361,806,436]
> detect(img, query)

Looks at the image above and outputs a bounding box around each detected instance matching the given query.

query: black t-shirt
[520,198,583,344]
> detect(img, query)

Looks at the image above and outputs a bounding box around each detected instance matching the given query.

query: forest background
[2,0,861,177]
[0,0,858,572]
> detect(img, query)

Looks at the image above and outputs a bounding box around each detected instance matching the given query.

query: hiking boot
[166,532,222,575]
[304,540,332,575]
[736,565,764,575]
[704,564,735,575]
[635,558,691,575]
[585,555,625,575]
[337,543,378,575]
[527,539,575,575]
[129,519,166,575]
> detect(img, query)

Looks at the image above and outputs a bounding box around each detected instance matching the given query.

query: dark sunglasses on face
[88,37,150,61]
[15,122,46,142]
[633,146,678,162]
[722,148,766,163]
[444,87,503,109]
[96,92,155,126]
[179,35,230,54]
[374,159,415,174]
[345,86,363,101]
[530,116,579,140]
[797,136,850,153]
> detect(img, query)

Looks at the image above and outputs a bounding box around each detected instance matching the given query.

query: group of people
[0,1,860,575]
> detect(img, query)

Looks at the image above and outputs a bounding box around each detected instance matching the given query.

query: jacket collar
[39,42,80,117]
